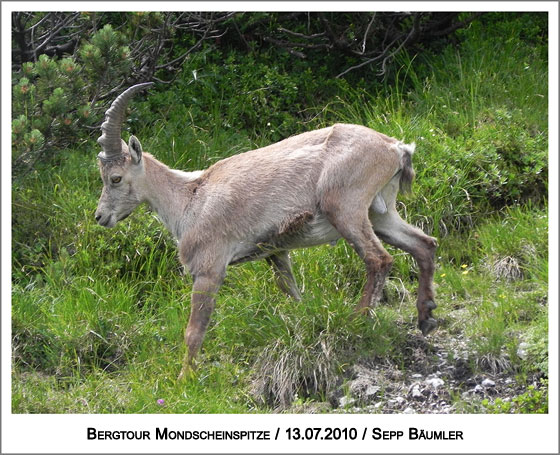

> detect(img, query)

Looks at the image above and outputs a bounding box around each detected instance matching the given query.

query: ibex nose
[95,214,102,222]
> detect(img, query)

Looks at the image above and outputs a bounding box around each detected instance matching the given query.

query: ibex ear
[128,135,143,165]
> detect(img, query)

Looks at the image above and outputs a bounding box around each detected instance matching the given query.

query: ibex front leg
[178,271,224,380]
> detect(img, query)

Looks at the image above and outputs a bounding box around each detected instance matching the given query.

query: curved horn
[97,82,153,160]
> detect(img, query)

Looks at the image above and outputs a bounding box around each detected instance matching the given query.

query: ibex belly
[229,213,340,265]
[281,213,340,249]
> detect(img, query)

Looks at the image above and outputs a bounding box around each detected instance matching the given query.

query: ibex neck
[142,153,202,240]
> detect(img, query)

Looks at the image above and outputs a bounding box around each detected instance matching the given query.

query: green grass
[12,14,548,413]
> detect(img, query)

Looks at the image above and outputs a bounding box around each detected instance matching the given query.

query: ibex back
[94,84,438,379]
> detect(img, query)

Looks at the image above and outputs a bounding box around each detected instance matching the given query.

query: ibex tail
[398,142,415,194]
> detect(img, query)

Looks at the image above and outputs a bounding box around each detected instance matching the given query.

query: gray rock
[425,376,445,389]
[482,378,496,388]
[517,342,529,360]
[365,385,380,397]
[409,384,423,399]
[339,396,356,407]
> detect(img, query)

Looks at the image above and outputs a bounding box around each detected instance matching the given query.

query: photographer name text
[87,426,463,442]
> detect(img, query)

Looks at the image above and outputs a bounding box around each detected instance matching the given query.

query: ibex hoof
[177,366,195,382]
[419,317,438,336]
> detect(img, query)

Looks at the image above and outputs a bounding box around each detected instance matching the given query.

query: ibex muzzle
[95,84,438,380]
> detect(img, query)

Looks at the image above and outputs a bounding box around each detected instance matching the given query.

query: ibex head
[95,83,153,228]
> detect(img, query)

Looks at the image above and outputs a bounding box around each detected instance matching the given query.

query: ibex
[95,83,438,379]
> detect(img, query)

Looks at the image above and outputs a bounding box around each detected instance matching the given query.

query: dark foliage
[226,12,484,77]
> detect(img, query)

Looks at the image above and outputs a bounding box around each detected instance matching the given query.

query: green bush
[137,49,347,145]
[482,380,548,414]
[12,25,133,176]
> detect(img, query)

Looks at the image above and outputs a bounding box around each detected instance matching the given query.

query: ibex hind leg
[324,204,393,314]
[371,210,438,335]
[266,251,302,301]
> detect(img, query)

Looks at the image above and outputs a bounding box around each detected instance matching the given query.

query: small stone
[403,407,416,414]
[517,342,529,360]
[411,373,423,379]
[474,385,483,393]
[339,396,356,407]
[482,378,496,388]
[365,385,380,396]
[410,384,423,399]
[425,377,445,389]
[395,396,406,405]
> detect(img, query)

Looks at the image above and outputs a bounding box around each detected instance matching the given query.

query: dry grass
[489,256,524,281]
[251,333,341,410]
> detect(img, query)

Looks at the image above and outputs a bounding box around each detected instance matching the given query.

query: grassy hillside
[12,13,548,413]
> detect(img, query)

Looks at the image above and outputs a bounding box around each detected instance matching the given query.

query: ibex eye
[111,176,122,184]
